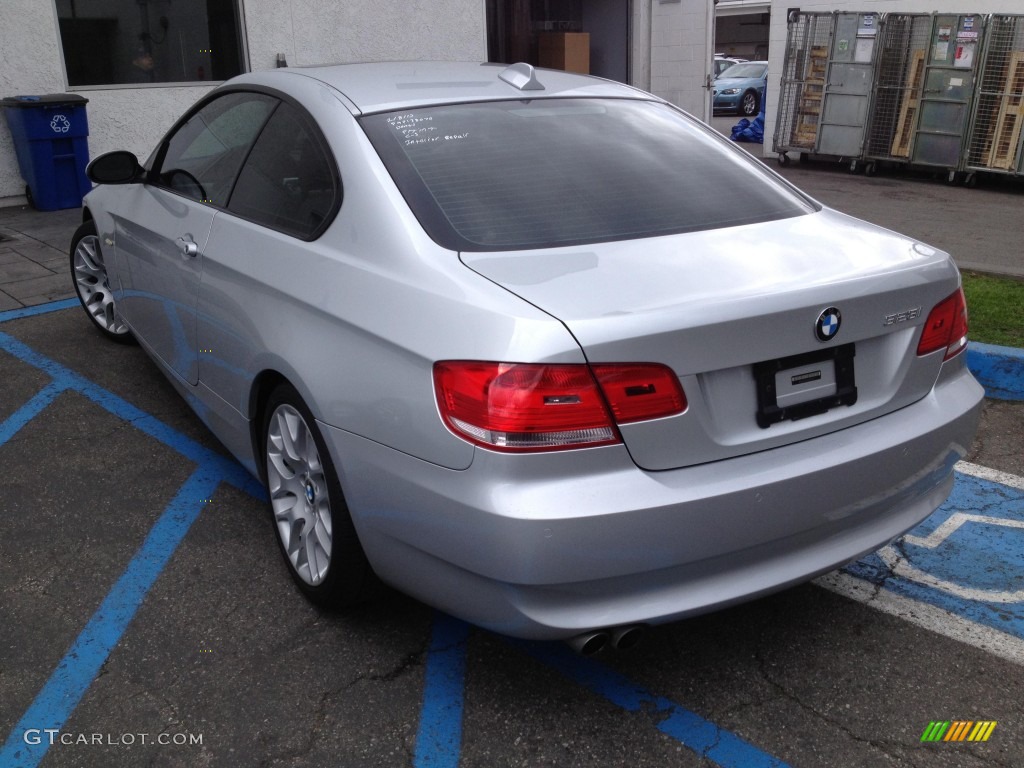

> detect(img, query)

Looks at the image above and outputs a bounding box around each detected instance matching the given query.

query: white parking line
[877,514,1024,604]
[816,460,1024,667]
[817,571,1024,666]
[955,460,1024,491]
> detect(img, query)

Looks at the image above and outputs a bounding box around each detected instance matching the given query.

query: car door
[195,99,342,413]
[113,91,277,384]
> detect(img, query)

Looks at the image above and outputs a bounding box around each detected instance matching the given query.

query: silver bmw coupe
[72,62,982,649]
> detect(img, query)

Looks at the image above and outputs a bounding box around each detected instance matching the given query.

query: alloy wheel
[72,233,129,336]
[265,403,334,586]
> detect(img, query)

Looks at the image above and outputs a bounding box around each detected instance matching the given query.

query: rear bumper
[324,363,983,639]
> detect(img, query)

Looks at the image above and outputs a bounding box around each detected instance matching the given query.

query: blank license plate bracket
[754,343,857,428]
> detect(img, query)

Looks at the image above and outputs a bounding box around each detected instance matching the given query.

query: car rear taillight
[917,288,969,361]
[590,364,688,423]
[433,361,686,452]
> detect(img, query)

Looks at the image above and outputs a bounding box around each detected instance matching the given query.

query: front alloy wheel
[740,90,759,117]
[70,220,133,343]
[263,383,374,606]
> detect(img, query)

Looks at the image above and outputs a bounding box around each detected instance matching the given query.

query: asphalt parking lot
[708,114,1024,280]
[2,159,1024,767]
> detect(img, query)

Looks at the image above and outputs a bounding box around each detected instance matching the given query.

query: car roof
[228,61,653,115]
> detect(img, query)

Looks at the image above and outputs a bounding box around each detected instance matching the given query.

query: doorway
[486,0,630,83]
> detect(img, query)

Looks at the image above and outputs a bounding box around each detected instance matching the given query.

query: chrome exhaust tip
[609,624,647,651]
[565,630,609,656]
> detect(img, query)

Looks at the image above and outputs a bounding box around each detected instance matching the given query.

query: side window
[227,102,340,239]
[155,92,277,206]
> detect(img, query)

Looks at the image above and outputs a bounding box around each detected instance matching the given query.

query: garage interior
[716,1,770,60]
[486,0,630,82]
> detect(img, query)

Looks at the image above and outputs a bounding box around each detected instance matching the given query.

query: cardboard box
[538,32,590,74]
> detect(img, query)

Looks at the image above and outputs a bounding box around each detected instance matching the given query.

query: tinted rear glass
[362,98,812,252]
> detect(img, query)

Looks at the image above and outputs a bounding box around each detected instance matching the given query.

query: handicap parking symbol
[845,466,1024,641]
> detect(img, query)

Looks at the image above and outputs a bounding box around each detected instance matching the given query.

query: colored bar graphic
[921,721,949,742]
[969,722,997,742]
[921,721,996,742]
[945,721,971,741]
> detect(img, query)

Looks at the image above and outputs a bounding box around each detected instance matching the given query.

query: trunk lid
[461,208,961,471]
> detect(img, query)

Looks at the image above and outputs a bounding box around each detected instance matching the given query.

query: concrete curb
[967,342,1024,401]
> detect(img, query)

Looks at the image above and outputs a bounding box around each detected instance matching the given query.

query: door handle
[176,236,199,258]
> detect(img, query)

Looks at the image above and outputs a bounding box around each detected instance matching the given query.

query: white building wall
[764,0,1024,155]
[642,0,714,119]
[245,0,485,72]
[1,0,77,206]
[0,0,486,206]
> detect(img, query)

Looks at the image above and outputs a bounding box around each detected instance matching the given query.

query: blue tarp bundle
[730,115,764,144]
[730,92,767,144]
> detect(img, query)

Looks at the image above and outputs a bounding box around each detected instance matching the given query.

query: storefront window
[56,0,244,86]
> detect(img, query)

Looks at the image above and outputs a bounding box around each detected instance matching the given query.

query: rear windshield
[361,98,812,252]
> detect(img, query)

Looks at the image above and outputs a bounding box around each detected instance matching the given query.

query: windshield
[714,58,737,76]
[361,98,811,252]
[718,63,767,80]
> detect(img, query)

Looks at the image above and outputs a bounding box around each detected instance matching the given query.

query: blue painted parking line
[2,299,1013,766]
[0,303,265,766]
[0,331,262,497]
[512,638,791,768]
[0,298,80,324]
[0,381,64,447]
[966,341,1024,401]
[412,617,791,768]
[1,469,223,768]
[844,466,1024,643]
[414,614,471,768]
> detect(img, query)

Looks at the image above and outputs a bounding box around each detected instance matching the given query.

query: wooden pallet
[890,50,926,157]
[986,51,1024,169]
[791,46,827,148]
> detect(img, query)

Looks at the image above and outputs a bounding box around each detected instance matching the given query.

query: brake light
[591,364,687,423]
[433,361,686,452]
[916,288,969,361]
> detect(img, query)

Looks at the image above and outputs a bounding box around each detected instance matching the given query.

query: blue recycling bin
[2,94,91,211]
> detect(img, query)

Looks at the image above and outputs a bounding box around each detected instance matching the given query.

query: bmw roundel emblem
[815,307,842,342]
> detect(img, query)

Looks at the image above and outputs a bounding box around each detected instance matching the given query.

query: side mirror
[87,151,144,185]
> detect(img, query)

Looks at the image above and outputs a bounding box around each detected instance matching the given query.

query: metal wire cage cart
[911,14,987,181]
[775,11,881,170]
[862,13,934,176]
[964,14,1024,183]
[774,12,833,165]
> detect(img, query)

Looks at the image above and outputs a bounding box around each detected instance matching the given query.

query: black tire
[740,90,759,117]
[69,220,136,344]
[262,382,375,607]
[778,153,790,166]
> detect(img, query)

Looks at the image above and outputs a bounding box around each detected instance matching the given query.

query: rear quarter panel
[195,79,584,471]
